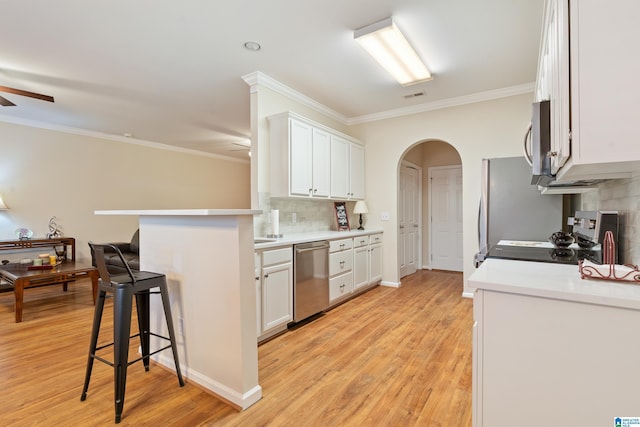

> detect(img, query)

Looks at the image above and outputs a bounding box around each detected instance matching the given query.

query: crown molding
[0,114,249,164]
[242,71,534,126]
[346,83,535,125]
[241,71,349,124]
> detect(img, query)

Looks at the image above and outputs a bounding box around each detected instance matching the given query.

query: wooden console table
[0,237,75,261]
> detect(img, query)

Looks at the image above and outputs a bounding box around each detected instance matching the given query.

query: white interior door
[429,166,463,272]
[399,162,421,278]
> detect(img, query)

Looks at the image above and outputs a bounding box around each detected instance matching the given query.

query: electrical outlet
[291,212,297,223]
[381,212,390,221]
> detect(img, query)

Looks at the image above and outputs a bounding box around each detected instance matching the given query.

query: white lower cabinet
[329,238,353,304]
[255,232,382,342]
[329,271,353,301]
[353,236,369,290]
[368,233,383,284]
[473,288,640,427]
[255,252,262,338]
[256,246,293,342]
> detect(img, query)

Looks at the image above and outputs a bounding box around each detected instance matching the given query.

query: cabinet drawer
[330,238,353,253]
[329,272,353,301]
[330,250,353,276]
[353,235,369,248]
[369,233,383,245]
[262,247,293,267]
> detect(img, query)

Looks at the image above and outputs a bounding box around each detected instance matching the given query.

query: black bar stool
[82,243,184,423]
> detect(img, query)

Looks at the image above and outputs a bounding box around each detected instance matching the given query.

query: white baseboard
[153,353,262,410]
[381,280,401,288]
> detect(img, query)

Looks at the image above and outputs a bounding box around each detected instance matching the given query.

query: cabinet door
[349,143,365,199]
[353,245,369,290]
[329,272,353,302]
[330,135,349,199]
[289,119,313,196]
[255,252,262,337]
[312,128,331,197]
[569,0,640,166]
[369,243,382,284]
[549,0,570,173]
[536,0,570,174]
[262,262,292,331]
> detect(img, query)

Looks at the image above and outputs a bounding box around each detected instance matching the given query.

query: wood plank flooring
[0,269,472,426]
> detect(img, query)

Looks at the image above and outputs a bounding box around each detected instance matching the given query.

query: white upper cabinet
[330,135,349,199]
[536,0,570,174]
[330,135,365,200]
[349,143,365,200]
[287,119,330,197]
[289,119,314,196]
[269,112,365,200]
[538,0,640,182]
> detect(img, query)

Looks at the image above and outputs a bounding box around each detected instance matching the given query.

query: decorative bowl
[550,231,575,248]
[575,234,597,249]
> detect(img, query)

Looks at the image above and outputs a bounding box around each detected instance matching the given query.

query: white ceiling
[0,0,543,160]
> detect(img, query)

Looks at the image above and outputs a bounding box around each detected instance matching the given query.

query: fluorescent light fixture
[355,17,432,86]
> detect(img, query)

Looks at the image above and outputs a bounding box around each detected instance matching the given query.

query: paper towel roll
[271,209,279,236]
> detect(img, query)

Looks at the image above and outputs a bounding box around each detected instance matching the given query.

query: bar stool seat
[81,243,184,423]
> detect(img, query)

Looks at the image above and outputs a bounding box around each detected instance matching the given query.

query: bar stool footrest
[90,333,175,367]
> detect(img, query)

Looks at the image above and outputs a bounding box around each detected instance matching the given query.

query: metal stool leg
[135,290,151,371]
[113,284,133,424]
[81,289,107,401]
[158,280,185,387]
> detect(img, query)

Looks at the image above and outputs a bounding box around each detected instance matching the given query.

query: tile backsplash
[579,174,640,265]
[254,192,356,237]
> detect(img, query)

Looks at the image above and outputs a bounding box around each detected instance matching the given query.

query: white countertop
[254,229,383,249]
[469,258,640,310]
[95,209,262,216]
[496,239,601,250]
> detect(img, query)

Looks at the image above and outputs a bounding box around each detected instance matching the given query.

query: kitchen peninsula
[470,258,640,426]
[95,209,262,410]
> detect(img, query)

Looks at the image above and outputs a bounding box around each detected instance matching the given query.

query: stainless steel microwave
[527,100,553,186]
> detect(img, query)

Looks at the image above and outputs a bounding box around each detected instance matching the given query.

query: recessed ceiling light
[243,41,261,52]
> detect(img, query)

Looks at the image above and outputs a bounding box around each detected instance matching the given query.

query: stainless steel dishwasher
[293,241,330,322]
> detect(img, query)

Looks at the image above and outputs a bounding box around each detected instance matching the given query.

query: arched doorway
[399,139,462,278]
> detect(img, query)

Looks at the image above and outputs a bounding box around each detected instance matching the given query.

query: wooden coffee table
[0,261,98,322]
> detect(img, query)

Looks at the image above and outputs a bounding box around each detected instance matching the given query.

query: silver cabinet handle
[523,122,533,167]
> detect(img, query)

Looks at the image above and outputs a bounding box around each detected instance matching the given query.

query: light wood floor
[0,269,472,426]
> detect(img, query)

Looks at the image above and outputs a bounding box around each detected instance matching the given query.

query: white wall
[0,121,250,263]
[349,93,533,292]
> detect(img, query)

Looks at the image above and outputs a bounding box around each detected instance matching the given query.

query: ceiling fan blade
[0,85,54,103]
[0,95,16,107]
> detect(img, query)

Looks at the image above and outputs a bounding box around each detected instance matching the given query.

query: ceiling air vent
[403,91,425,99]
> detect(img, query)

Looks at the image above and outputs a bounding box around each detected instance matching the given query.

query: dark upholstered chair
[91,229,140,274]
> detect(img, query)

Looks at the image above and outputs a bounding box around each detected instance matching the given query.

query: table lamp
[353,201,368,230]
[0,194,8,210]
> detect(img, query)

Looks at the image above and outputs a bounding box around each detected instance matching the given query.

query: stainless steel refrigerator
[475,156,563,264]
